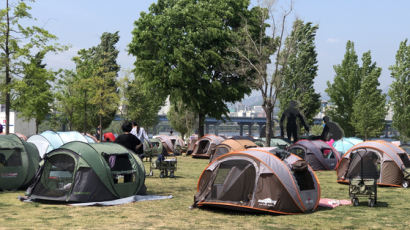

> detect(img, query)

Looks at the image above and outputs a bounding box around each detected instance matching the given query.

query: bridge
[117,114,396,138]
[158,115,276,136]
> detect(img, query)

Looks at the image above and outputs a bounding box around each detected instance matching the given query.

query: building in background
[0,104,36,136]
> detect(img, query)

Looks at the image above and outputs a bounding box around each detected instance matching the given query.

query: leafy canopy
[351,51,387,139]
[326,41,361,136]
[279,19,321,125]
[389,39,410,140]
[129,0,255,136]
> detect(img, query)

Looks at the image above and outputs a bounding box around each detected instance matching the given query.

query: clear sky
[29,0,410,98]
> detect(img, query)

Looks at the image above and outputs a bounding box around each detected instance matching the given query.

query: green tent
[144,138,167,158]
[27,141,145,202]
[0,134,40,190]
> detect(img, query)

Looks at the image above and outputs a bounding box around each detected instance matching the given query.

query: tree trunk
[35,119,39,134]
[264,107,272,147]
[83,90,87,133]
[198,113,205,138]
[99,114,102,142]
[5,0,10,134]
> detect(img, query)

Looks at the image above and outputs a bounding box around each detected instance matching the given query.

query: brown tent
[336,140,410,187]
[153,135,175,155]
[288,139,341,170]
[193,148,320,214]
[191,135,225,158]
[209,139,257,162]
[186,134,198,155]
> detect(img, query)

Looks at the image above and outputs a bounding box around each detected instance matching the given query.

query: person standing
[115,121,143,158]
[280,100,310,143]
[131,121,150,144]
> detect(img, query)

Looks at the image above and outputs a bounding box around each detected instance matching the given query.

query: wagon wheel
[352,198,359,206]
[402,180,409,188]
[368,199,375,207]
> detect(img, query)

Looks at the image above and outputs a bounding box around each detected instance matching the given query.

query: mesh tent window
[398,153,410,168]
[292,161,315,190]
[210,160,256,202]
[198,141,210,154]
[103,153,136,184]
[214,147,230,159]
[0,150,22,167]
[38,154,75,197]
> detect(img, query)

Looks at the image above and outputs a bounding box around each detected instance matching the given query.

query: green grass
[1,156,410,229]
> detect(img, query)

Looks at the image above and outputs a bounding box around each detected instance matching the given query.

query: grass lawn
[1,156,410,229]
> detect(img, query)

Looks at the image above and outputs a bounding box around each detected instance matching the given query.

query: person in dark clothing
[314,116,344,141]
[280,101,309,143]
[115,121,143,158]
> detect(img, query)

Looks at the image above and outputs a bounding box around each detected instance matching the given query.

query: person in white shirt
[131,121,150,149]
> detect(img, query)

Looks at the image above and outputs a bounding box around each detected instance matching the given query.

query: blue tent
[332,137,363,155]
[27,131,94,158]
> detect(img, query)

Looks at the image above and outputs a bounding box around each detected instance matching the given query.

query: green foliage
[351,51,386,139]
[129,0,255,136]
[167,100,197,139]
[326,41,361,136]
[279,20,321,125]
[123,75,164,128]
[12,52,54,133]
[389,39,410,140]
[310,124,324,136]
[0,0,62,133]
[64,32,120,134]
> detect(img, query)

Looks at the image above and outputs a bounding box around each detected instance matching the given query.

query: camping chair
[347,149,379,207]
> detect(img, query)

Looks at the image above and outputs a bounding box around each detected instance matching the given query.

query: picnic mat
[318,198,351,208]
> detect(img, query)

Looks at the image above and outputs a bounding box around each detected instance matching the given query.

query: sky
[27,0,410,99]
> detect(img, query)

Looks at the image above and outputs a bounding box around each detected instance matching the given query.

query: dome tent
[210,139,257,162]
[288,139,341,170]
[0,134,40,190]
[26,141,145,203]
[336,140,410,187]
[193,148,320,214]
[332,137,363,155]
[192,135,225,158]
[28,131,93,158]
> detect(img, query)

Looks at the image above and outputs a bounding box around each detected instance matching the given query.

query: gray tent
[288,140,341,170]
[337,140,410,187]
[192,135,225,158]
[193,148,320,214]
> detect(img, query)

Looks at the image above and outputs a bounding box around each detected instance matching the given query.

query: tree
[230,0,295,146]
[0,0,60,133]
[279,19,321,125]
[351,51,386,139]
[72,32,120,138]
[123,75,164,128]
[167,100,197,140]
[129,0,255,137]
[389,39,410,140]
[326,41,361,136]
[12,52,54,133]
[55,70,79,131]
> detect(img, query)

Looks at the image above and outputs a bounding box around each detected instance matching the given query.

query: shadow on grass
[354,201,388,208]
